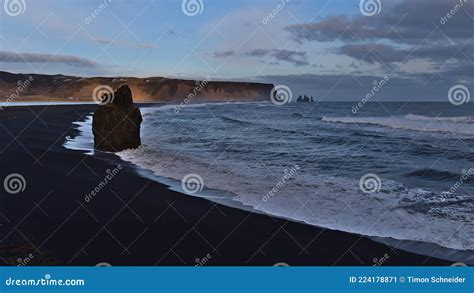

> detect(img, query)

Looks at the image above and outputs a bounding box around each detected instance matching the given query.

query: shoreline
[69,103,473,265]
[0,104,456,265]
[87,144,474,266]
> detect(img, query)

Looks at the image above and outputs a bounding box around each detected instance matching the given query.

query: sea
[64,101,474,264]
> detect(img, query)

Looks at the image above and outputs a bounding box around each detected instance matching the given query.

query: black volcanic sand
[0,105,450,266]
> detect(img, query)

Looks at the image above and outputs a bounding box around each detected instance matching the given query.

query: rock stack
[296,95,314,102]
[92,84,142,152]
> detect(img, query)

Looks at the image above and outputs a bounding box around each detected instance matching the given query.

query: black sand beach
[0,105,451,266]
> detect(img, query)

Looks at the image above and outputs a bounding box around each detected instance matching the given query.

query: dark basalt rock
[296,95,314,102]
[92,84,142,152]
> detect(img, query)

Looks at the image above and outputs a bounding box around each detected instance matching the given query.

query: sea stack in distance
[92,84,142,152]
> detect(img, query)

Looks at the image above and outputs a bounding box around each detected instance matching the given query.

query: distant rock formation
[92,84,142,152]
[296,95,314,102]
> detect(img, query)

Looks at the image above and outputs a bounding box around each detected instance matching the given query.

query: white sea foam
[117,143,474,251]
[404,114,474,124]
[122,107,474,251]
[63,115,94,154]
[322,114,474,135]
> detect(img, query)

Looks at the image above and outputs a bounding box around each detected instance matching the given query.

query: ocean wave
[144,102,265,115]
[118,138,474,250]
[234,170,474,252]
[220,116,256,126]
[321,115,474,135]
[405,168,463,181]
[116,144,474,252]
[405,114,474,124]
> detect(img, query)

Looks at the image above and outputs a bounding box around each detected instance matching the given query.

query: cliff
[0,71,274,103]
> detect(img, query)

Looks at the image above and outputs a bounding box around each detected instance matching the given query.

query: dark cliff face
[0,71,275,103]
[92,84,142,152]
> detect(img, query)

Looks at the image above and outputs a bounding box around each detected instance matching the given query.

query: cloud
[338,43,406,64]
[213,50,236,58]
[286,0,473,44]
[0,51,98,67]
[338,42,474,64]
[90,37,159,49]
[216,49,309,66]
[271,49,309,66]
[282,0,473,85]
[244,49,272,57]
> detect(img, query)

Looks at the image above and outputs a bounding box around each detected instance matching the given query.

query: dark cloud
[244,49,271,57]
[286,0,473,44]
[338,42,474,64]
[283,0,473,90]
[271,49,309,66]
[90,37,158,49]
[218,49,309,66]
[0,51,98,67]
[213,50,235,58]
[338,43,406,64]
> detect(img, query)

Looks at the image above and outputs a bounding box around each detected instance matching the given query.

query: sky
[0,0,473,101]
